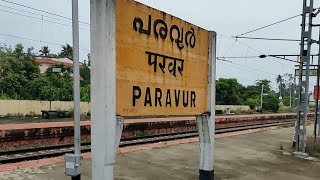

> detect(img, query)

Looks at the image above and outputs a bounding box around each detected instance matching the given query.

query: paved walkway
[0,125,319,180]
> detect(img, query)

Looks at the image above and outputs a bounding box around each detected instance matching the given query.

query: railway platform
[0,113,303,124]
[0,125,319,179]
[0,113,304,149]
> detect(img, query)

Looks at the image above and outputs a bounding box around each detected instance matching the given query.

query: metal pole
[302,0,314,153]
[72,0,81,179]
[295,0,314,154]
[315,57,319,143]
[260,84,264,112]
[49,76,52,120]
[50,81,52,112]
[280,79,282,100]
[316,27,320,138]
[290,83,292,111]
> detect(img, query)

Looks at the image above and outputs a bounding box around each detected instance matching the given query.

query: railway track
[0,120,295,164]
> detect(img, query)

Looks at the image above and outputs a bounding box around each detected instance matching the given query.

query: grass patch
[137,130,151,137]
[306,136,320,157]
[230,109,255,114]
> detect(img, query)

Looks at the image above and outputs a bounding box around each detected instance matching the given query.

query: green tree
[26,76,50,100]
[13,43,24,57]
[80,84,90,102]
[44,65,73,101]
[216,78,243,105]
[80,65,90,85]
[0,44,40,99]
[87,53,91,66]
[255,79,272,93]
[263,94,280,112]
[0,73,26,99]
[276,74,283,98]
[246,97,259,109]
[39,46,50,56]
[283,96,290,106]
[59,43,73,60]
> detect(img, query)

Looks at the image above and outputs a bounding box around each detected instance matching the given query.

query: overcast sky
[0,0,319,90]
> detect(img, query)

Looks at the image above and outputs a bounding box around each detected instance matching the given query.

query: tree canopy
[216,78,283,112]
[0,43,294,113]
[0,43,90,101]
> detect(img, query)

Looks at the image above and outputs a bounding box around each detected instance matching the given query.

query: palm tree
[59,43,73,60]
[276,75,283,98]
[87,53,91,66]
[39,46,50,56]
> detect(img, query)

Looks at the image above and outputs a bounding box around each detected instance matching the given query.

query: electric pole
[316,26,320,137]
[65,0,81,179]
[295,0,315,154]
[290,83,292,111]
[260,84,264,112]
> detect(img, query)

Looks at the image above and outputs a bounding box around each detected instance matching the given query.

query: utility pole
[295,0,315,154]
[279,79,282,100]
[260,84,264,112]
[290,83,292,111]
[316,26,320,137]
[65,0,81,179]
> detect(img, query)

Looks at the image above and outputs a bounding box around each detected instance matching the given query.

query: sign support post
[197,31,216,180]
[91,0,123,180]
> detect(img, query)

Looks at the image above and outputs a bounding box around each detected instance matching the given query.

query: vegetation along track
[0,120,296,164]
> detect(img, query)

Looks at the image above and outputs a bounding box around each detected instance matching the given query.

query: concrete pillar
[197,115,214,180]
[90,0,123,179]
[197,31,216,180]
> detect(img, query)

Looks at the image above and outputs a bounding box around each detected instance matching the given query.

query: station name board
[116,0,210,116]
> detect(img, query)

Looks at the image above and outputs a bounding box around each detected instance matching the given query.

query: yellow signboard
[116,0,210,116]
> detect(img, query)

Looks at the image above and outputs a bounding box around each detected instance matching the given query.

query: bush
[263,94,280,113]
[231,108,255,114]
[306,136,320,157]
[66,108,74,118]
[283,96,291,107]
[0,92,11,100]
[246,98,259,110]
[278,106,291,113]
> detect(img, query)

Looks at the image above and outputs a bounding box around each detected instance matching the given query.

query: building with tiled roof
[33,56,84,80]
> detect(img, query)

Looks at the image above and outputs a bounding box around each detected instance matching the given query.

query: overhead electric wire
[220,34,288,65]
[217,56,259,59]
[0,8,90,31]
[217,58,278,76]
[217,55,299,64]
[233,36,301,42]
[222,39,237,57]
[0,33,90,52]
[0,4,83,26]
[218,60,276,79]
[219,34,265,55]
[235,14,301,38]
[0,0,90,25]
[268,55,298,63]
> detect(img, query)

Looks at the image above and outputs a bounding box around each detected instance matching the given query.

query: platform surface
[0,113,298,129]
[1,125,319,180]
